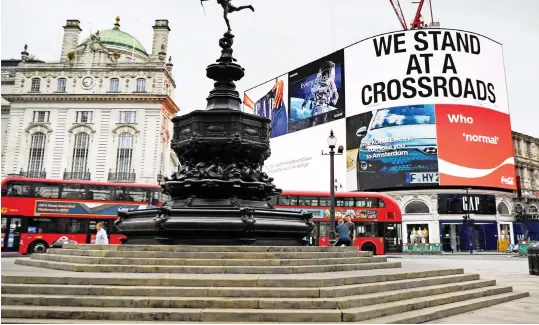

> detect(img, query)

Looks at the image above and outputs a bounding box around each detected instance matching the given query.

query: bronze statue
[201,0,254,33]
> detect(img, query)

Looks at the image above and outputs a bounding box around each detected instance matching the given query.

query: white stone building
[1,17,180,184]
[512,131,539,210]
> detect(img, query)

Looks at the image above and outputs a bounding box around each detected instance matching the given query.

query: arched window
[71,133,90,176]
[497,202,510,215]
[404,200,430,214]
[530,205,539,214]
[515,203,525,214]
[116,132,133,174]
[30,78,41,92]
[28,132,46,174]
[110,78,120,92]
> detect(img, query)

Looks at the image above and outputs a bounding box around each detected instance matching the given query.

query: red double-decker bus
[272,190,403,255]
[1,177,163,254]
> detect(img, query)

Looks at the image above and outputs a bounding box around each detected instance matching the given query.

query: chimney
[60,19,82,62]
[151,19,170,61]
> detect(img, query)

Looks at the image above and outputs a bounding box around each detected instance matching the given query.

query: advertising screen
[243,74,289,138]
[262,120,347,191]
[345,29,515,191]
[245,29,515,192]
[288,50,346,133]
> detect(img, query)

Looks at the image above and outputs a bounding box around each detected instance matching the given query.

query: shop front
[439,220,498,252]
[438,193,498,252]
[513,206,539,243]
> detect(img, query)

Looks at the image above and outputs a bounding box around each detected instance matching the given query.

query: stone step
[47,248,371,259]
[2,274,480,299]
[321,273,480,298]
[342,285,514,322]
[0,306,342,322]
[1,321,178,324]
[0,286,524,322]
[31,253,387,266]
[0,280,497,310]
[63,244,359,253]
[357,291,530,324]
[1,268,464,288]
[15,258,401,274]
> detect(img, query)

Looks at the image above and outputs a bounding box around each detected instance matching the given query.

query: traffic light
[462,215,474,227]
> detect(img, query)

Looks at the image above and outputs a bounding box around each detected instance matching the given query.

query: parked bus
[1,177,163,254]
[272,190,402,255]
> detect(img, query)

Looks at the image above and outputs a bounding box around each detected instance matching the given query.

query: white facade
[513,131,539,210]
[1,18,180,184]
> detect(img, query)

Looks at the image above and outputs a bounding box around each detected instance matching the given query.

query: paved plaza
[396,255,538,324]
[1,253,537,324]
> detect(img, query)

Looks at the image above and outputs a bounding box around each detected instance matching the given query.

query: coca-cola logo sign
[501,176,514,185]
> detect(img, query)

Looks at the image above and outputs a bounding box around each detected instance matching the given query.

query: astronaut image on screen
[301,61,339,126]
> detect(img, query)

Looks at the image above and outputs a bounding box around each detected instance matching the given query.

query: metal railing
[18,170,46,178]
[108,170,136,182]
[63,171,91,180]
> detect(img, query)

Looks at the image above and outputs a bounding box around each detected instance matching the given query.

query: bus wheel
[29,241,48,254]
[361,242,377,256]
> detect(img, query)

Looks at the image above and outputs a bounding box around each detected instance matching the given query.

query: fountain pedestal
[115,33,314,246]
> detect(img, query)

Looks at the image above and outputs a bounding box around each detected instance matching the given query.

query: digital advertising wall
[244,29,516,192]
[261,120,347,191]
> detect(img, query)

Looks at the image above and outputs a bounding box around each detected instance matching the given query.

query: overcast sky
[2,0,538,137]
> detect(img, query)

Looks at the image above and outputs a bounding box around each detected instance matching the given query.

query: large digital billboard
[243,74,289,138]
[262,120,347,191]
[245,29,516,192]
[288,50,346,133]
[345,29,515,191]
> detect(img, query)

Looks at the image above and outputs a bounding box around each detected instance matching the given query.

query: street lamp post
[465,187,474,254]
[322,130,344,241]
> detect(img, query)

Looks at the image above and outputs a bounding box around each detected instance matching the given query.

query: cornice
[512,130,539,143]
[162,96,180,115]
[16,62,169,72]
[2,93,171,103]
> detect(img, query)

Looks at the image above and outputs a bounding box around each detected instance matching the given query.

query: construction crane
[389,0,439,30]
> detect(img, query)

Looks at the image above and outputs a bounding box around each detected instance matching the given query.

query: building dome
[78,17,148,57]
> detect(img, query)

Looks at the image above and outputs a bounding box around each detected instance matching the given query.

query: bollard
[528,242,539,276]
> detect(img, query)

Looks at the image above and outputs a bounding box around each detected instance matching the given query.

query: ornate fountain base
[116,198,313,246]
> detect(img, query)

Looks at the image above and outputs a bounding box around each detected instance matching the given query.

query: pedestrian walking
[334,219,351,246]
[344,216,356,244]
[95,222,109,245]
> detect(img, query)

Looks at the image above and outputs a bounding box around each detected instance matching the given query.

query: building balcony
[18,169,46,178]
[63,171,91,180]
[108,170,136,183]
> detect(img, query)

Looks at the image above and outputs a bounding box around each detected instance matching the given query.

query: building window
[30,78,41,92]
[119,111,136,124]
[28,132,46,172]
[497,202,510,215]
[407,224,430,244]
[32,111,50,123]
[404,200,430,214]
[57,78,67,92]
[76,111,93,123]
[110,78,120,92]
[71,133,90,174]
[136,78,146,92]
[116,133,134,174]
